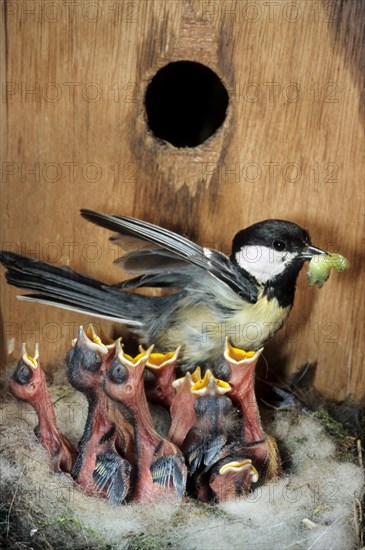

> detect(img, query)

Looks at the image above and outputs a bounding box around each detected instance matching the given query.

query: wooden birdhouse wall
[1,0,364,401]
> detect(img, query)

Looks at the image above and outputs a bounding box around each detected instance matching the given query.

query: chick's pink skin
[168,373,199,448]
[10,351,76,474]
[66,330,132,501]
[144,348,180,408]
[101,382,134,463]
[224,344,282,480]
[228,360,264,442]
[104,350,186,503]
[179,374,249,502]
[145,363,176,407]
[72,349,126,497]
[70,328,133,461]
[208,464,257,502]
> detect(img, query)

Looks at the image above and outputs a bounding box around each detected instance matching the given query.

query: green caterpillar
[307,253,350,288]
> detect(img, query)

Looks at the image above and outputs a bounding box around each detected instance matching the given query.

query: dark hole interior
[144,61,229,148]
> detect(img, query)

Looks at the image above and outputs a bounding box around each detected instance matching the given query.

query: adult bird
[0,210,328,368]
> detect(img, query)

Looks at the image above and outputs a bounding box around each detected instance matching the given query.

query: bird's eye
[273,240,286,251]
[82,349,102,372]
[13,361,32,385]
[108,359,128,384]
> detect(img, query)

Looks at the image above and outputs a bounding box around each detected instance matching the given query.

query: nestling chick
[177,369,262,502]
[223,339,282,482]
[103,342,187,502]
[208,458,259,502]
[179,371,244,500]
[66,325,131,504]
[168,367,203,449]
[143,346,180,407]
[9,343,77,474]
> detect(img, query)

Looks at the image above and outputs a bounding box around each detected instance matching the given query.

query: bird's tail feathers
[0,251,163,327]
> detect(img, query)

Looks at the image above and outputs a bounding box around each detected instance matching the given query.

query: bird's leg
[224,339,282,481]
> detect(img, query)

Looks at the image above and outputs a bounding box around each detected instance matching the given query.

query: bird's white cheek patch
[235,246,296,283]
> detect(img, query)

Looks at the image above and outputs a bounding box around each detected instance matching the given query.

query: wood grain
[1,0,364,400]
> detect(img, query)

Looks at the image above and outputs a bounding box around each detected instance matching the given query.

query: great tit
[0,210,327,368]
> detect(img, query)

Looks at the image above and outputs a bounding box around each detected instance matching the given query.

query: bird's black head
[230,220,326,306]
[231,220,319,283]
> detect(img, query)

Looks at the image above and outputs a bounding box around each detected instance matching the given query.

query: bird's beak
[117,343,154,368]
[300,245,328,259]
[224,338,263,366]
[143,345,181,369]
[172,366,201,390]
[72,324,110,355]
[219,460,259,483]
[190,369,231,396]
[21,343,39,369]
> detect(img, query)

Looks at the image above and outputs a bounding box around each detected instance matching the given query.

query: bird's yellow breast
[159,290,291,364]
[229,293,290,351]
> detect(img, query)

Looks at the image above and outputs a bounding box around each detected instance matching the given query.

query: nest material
[0,377,363,550]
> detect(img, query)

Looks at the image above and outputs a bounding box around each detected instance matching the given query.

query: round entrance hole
[145,61,229,148]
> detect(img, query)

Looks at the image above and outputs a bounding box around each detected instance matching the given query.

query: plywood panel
[1,0,364,400]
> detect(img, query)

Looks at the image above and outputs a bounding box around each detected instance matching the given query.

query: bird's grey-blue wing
[93,452,131,505]
[81,210,257,303]
[185,434,227,475]
[150,455,186,499]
